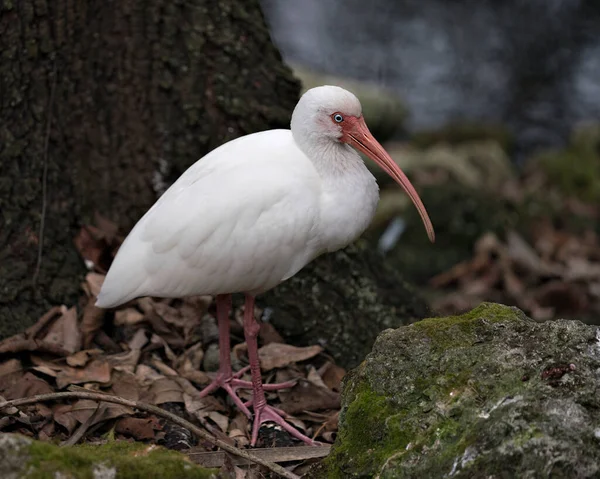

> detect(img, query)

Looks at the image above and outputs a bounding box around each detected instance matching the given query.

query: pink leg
[198,294,296,419]
[243,294,315,446]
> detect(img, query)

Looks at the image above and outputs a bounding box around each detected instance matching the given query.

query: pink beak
[344,116,435,243]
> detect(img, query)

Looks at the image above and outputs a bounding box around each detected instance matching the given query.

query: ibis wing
[96,131,321,307]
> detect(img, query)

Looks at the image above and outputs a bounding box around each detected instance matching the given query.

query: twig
[33,58,58,285]
[0,391,300,479]
[188,445,331,468]
[61,403,105,447]
[0,338,70,356]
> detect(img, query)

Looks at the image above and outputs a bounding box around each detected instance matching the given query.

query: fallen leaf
[80,300,105,348]
[0,359,24,394]
[564,257,600,282]
[506,231,561,277]
[258,322,285,345]
[25,306,65,338]
[279,380,340,415]
[70,399,133,426]
[184,394,225,421]
[83,273,106,298]
[43,306,81,354]
[319,362,346,393]
[135,364,165,388]
[53,404,80,434]
[138,299,185,348]
[115,416,160,440]
[306,366,328,390]
[56,360,111,389]
[66,349,102,367]
[38,420,56,442]
[114,308,145,326]
[3,372,53,400]
[228,412,250,448]
[110,371,141,401]
[206,411,229,433]
[149,377,184,404]
[258,343,323,371]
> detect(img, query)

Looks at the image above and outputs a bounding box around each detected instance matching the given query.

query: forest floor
[1,125,599,477]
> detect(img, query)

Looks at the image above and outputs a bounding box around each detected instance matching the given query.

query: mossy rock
[0,434,218,479]
[531,122,600,204]
[261,240,428,369]
[411,122,514,153]
[319,303,600,478]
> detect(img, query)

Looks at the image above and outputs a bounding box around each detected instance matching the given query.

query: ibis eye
[333,113,344,123]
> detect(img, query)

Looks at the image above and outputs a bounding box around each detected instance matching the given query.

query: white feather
[96,86,379,308]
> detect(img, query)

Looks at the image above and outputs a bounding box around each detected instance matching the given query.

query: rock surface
[0,433,217,479]
[261,241,429,369]
[321,302,600,478]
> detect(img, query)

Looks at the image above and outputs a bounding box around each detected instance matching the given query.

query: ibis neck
[293,133,380,253]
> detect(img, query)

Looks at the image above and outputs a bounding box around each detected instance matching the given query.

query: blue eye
[333,114,344,123]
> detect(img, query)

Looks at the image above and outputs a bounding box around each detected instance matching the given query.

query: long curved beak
[345,116,435,243]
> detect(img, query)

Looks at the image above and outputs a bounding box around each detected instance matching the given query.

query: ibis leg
[198,294,296,419]
[198,294,251,416]
[243,294,315,446]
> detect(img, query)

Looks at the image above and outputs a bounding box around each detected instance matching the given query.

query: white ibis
[96,85,434,446]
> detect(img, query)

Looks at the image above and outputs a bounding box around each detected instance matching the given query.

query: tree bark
[0,0,300,339]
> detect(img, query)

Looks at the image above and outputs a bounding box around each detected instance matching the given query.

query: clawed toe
[251,404,316,446]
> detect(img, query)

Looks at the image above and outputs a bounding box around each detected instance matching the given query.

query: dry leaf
[84,273,105,298]
[3,372,53,400]
[66,349,102,367]
[258,322,285,345]
[114,308,145,326]
[206,411,229,433]
[70,399,133,426]
[228,412,250,448]
[319,362,346,393]
[80,300,105,348]
[149,377,184,404]
[306,366,328,390]
[56,360,111,389]
[115,416,159,440]
[43,306,81,354]
[279,380,340,415]
[74,227,107,270]
[258,343,323,371]
[0,359,24,393]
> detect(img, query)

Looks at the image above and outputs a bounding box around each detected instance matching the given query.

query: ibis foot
[251,403,316,446]
[199,366,297,418]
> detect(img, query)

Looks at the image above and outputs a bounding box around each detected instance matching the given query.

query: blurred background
[262,0,600,324]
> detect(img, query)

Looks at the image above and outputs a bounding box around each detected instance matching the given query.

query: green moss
[410,302,527,351]
[331,385,408,477]
[26,440,218,479]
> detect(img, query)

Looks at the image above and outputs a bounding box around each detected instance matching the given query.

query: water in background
[262,0,600,160]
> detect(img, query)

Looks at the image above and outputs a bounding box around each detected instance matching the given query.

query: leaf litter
[430,221,600,321]
[0,220,343,475]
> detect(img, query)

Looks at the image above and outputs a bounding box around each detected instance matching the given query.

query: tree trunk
[0,0,300,339]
